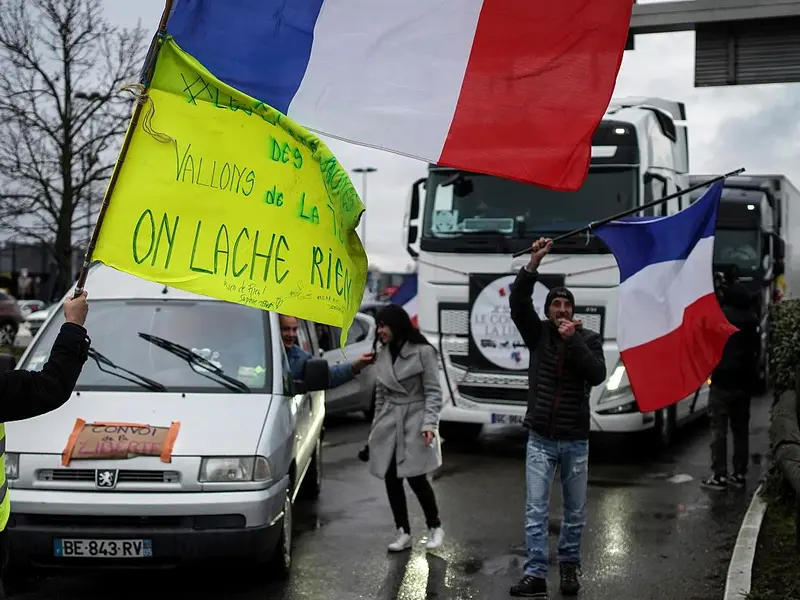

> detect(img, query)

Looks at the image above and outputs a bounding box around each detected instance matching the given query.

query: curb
[724,483,768,600]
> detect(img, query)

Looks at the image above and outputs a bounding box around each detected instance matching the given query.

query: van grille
[38,469,180,484]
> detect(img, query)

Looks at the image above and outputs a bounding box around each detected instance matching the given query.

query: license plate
[54,538,153,558]
[491,413,524,426]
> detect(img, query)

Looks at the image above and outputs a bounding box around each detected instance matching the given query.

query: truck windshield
[422,167,638,238]
[714,229,760,273]
[20,299,272,393]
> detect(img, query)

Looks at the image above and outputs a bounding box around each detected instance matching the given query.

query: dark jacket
[711,286,760,391]
[0,323,90,423]
[509,267,606,440]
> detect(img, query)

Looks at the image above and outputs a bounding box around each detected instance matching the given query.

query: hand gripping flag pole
[512,167,746,258]
[73,0,175,296]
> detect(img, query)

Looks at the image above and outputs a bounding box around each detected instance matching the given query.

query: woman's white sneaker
[426,527,445,550]
[388,528,412,552]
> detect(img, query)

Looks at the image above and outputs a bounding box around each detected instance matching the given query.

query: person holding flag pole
[509,169,743,598]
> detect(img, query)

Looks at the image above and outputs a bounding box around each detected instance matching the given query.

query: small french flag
[390,274,418,328]
[594,181,737,412]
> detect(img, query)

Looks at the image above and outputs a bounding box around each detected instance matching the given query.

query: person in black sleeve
[508,238,606,599]
[0,291,90,598]
[701,279,760,491]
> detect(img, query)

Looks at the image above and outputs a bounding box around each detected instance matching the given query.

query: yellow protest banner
[93,37,368,342]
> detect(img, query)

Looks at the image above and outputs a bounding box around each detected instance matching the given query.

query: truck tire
[650,405,676,451]
[439,422,482,443]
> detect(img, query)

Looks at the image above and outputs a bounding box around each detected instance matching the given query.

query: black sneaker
[560,562,581,596]
[701,475,727,491]
[729,473,746,488]
[509,574,548,598]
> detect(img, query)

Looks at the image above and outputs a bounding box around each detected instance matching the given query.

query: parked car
[17,300,47,319]
[4,265,328,579]
[24,306,52,338]
[306,313,377,419]
[358,300,389,320]
[0,292,23,346]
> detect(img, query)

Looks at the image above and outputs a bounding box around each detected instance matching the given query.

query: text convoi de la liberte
[128,71,364,314]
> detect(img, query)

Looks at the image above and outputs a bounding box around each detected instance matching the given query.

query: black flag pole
[511,167,746,259]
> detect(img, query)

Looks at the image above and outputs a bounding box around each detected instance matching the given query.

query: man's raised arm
[509,238,552,350]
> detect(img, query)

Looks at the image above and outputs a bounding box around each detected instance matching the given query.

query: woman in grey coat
[368,304,445,552]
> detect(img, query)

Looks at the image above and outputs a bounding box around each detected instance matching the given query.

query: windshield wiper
[87,348,167,392]
[137,333,250,393]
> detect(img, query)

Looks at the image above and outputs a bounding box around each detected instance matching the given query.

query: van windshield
[20,299,272,393]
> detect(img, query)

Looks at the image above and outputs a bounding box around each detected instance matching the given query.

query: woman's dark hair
[372,304,433,352]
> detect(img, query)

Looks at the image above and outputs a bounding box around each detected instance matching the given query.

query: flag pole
[73,0,175,294]
[512,167,746,258]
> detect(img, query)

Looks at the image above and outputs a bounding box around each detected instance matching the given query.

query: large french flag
[593,182,738,412]
[391,275,418,328]
[166,0,633,191]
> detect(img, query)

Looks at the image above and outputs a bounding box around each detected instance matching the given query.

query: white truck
[402,96,709,449]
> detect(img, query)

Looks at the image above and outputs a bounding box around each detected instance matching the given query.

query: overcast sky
[111,2,800,272]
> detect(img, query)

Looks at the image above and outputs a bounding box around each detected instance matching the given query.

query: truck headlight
[598,361,631,404]
[4,453,18,481]
[199,456,271,483]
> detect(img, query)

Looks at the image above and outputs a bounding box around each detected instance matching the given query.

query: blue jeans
[523,431,589,578]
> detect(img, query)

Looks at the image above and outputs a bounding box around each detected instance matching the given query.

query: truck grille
[38,469,180,484]
[458,385,528,404]
[437,306,605,339]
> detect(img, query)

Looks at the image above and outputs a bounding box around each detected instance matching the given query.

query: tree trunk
[53,211,74,300]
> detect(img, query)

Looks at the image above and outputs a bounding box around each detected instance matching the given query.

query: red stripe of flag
[439,0,634,191]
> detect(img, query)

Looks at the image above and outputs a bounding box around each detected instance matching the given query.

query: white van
[3,264,328,578]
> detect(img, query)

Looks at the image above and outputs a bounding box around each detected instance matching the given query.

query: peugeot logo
[95,469,118,489]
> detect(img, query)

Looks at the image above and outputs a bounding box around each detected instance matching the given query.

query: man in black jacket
[0,291,90,597]
[508,238,606,599]
[701,281,759,491]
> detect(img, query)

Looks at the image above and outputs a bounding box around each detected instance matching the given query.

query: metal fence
[769,366,800,549]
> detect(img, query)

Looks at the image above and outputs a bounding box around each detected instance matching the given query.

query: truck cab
[689,174,796,391]
[403,97,703,448]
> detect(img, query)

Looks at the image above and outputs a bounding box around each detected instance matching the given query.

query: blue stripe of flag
[167,0,325,114]
[390,275,417,307]
[592,180,723,284]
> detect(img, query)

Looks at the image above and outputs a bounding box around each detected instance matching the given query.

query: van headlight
[598,360,632,404]
[199,456,271,483]
[4,453,18,480]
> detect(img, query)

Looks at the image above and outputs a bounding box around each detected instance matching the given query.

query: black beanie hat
[544,287,575,313]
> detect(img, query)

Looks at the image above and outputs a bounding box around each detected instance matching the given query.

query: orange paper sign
[61,419,181,466]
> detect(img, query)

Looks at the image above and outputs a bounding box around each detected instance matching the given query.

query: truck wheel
[266,492,293,580]
[439,422,482,443]
[650,405,676,451]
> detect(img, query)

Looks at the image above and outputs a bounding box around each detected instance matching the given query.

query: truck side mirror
[404,178,426,258]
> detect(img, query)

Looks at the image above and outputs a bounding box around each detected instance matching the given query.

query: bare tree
[0,0,146,297]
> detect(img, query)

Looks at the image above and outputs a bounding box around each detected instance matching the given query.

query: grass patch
[748,494,800,600]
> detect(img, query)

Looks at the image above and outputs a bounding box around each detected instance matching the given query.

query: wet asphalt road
[10,395,770,600]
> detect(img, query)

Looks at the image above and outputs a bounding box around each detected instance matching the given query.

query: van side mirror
[299,358,329,393]
[0,354,16,372]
